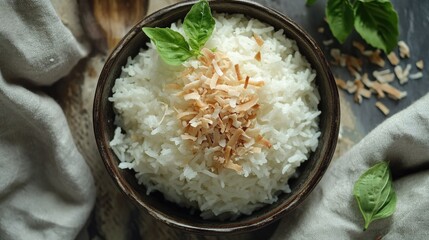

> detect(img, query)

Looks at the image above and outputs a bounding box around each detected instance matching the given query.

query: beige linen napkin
[272,93,429,239]
[0,1,95,240]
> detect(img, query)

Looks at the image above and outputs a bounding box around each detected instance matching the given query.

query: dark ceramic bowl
[94,0,340,235]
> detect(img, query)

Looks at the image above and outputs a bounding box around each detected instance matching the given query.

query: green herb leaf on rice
[183,0,215,51]
[142,0,215,65]
[326,0,354,43]
[142,27,194,65]
[353,161,397,230]
[353,0,399,53]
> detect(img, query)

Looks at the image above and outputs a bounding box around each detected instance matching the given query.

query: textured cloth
[1,0,429,239]
[272,94,429,239]
[0,1,95,240]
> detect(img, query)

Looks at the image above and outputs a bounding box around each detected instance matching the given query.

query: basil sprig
[142,0,215,65]
[353,0,398,54]
[325,0,354,44]
[353,161,397,230]
[143,28,194,65]
[307,0,399,53]
[183,0,215,52]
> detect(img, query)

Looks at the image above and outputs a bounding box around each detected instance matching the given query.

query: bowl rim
[93,0,340,234]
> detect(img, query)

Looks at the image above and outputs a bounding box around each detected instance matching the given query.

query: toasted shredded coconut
[323,39,334,46]
[352,41,365,54]
[416,60,424,70]
[375,101,390,115]
[409,72,423,80]
[373,69,395,83]
[387,52,400,66]
[173,48,270,173]
[255,51,262,61]
[253,33,264,46]
[369,50,385,67]
[394,64,411,85]
[244,76,250,89]
[234,64,242,81]
[398,41,410,58]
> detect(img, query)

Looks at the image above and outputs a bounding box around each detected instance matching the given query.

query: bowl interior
[94,0,340,234]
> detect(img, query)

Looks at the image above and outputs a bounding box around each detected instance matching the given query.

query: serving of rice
[109,13,321,218]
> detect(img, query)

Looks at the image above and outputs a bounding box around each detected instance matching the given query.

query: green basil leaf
[183,0,215,51]
[372,188,396,221]
[353,162,397,230]
[353,0,399,53]
[143,27,193,65]
[306,0,317,6]
[326,0,355,43]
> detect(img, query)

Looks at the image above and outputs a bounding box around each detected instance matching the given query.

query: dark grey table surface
[256,0,429,134]
[62,1,428,239]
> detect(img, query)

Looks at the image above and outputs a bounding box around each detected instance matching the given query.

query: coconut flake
[254,51,262,62]
[253,33,264,46]
[398,41,410,58]
[409,72,423,80]
[212,59,224,76]
[369,50,385,67]
[373,69,395,83]
[174,48,270,174]
[375,101,390,115]
[387,52,400,66]
[416,60,424,70]
[323,39,334,46]
[394,64,411,85]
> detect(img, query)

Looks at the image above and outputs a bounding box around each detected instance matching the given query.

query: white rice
[109,13,321,218]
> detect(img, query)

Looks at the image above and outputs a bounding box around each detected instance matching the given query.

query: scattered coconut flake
[361,74,384,98]
[328,37,417,116]
[361,73,373,88]
[346,55,363,76]
[335,78,347,89]
[387,52,400,66]
[352,41,365,54]
[416,60,424,70]
[398,40,410,58]
[317,27,325,33]
[369,49,385,67]
[373,69,395,83]
[362,50,374,57]
[370,82,386,99]
[379,83,407,100]
[409,72,423,80]
[323,39,334,46]
[335,77,357,93]
[353,79,371,104]
[375,102,390,115]
[330,48,342,65]
[394,64,411,85]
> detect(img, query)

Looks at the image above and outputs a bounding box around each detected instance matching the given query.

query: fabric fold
[0,0,95,239]
[272,94,429,239]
